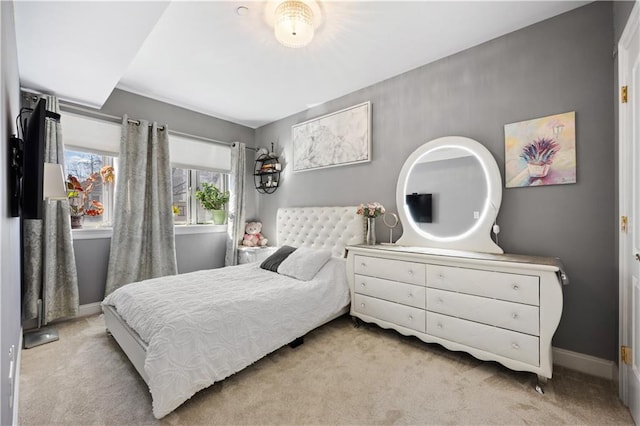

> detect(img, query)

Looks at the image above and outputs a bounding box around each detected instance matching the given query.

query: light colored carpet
[19,314,632,425]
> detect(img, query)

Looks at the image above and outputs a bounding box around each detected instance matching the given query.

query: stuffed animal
[242,221,268,247]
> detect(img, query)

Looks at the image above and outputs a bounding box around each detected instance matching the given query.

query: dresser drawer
[427,312,539,366]
[426,288,539,336]
[355,275,425,309]
[355,255,425,286]
[354,294,426,333]
[427,265,539,306]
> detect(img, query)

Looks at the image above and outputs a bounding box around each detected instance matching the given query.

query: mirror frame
[396,136,503,254]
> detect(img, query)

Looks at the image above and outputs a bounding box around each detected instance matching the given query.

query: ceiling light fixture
[274,0,320,48]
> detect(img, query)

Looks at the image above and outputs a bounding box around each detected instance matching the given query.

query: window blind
[62,112,121,155]
[169,134,231,172]
[61,112,231,172]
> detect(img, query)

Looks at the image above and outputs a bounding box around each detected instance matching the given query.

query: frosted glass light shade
[274,1,314,48]
[43,163,68,200]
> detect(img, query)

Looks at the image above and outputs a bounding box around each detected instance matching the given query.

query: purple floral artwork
[505,111,576,188]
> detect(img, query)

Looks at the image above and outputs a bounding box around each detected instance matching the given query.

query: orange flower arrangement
[67,165,114,217]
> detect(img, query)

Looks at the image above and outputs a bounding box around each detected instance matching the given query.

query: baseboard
[23,302,103,330]
[553,346,616,380]
[78,302,102,317]
[12,330,22,426]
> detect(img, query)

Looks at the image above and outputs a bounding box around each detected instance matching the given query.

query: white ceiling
[14,1,590,129]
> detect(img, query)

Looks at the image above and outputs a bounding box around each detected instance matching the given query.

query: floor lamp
[23,163,68,349]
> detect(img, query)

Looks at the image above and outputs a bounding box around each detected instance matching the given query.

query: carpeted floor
[19,314,633,425]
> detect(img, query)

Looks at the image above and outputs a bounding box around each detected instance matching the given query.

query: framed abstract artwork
[292,101,371,172]
[504,111,576,188]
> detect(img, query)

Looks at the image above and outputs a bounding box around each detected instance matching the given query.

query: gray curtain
[225,142,246,266]
[22,95,79,323]
[105,116,177,296]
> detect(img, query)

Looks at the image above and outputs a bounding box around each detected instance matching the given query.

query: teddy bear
[242,221,268,247]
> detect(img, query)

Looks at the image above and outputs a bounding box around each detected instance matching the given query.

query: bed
[101,206,365,419]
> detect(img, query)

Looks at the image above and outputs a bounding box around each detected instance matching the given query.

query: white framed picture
[292,101,371,172]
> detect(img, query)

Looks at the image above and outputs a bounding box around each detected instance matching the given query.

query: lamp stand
[24,329,59,349]
[23,199,59,349]
[23,300,59,349]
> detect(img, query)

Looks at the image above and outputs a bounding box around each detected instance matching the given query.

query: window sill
[174,224,226,235]
[72,228,113,240]
[71,224,226,240]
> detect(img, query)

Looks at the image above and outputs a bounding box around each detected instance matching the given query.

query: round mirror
[396,136,503,253]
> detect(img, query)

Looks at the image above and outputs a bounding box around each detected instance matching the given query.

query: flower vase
[366,217,376,245]
[71,215,83,229]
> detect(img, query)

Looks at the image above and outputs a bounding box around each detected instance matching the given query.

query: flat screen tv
[22,99,47,219]
[406,193,432,223]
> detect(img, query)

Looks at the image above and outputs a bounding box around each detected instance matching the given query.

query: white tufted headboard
[276,206,366,258]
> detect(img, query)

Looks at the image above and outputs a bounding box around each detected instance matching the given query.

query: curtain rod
[58,101,256,151]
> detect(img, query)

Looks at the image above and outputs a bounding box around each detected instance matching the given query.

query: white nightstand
[237,246,278,264]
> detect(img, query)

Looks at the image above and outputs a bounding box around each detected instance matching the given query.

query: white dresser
[346,244,564,385]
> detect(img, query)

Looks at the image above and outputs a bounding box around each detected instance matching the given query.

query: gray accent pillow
[260,245,297,272]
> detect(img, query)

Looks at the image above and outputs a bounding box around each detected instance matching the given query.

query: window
[172,168,228,225]
[61,111,232,230]
[64,149,117,228]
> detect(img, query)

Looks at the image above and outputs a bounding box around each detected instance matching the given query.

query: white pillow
[277,247,333,281]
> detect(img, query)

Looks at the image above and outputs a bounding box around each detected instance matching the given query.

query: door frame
[618,0,639,405]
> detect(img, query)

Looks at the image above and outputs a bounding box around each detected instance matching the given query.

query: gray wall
[100,89,255,152]
[75,233,227,304]
[256,2,617,361]
[69,89,256,304]
[1,1,23,424]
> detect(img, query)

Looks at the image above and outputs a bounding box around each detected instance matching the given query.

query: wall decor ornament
[504,111,576,188]
[292,101,371,172]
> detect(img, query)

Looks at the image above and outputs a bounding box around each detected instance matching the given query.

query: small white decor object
[382,212,399,245]
[292,102,371,172]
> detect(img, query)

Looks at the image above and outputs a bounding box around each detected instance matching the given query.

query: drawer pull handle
[361,263,367,268]
[437,323,443,329]
[512,284,520,291]
[408,269,414,275]
[438,273,445,279]
[437,298,443,304]
[512,343,520,350]
[512,313,519,319]
[408,293,413,298]
[360,303,365,308]
[360,282,366,287]
[408,315,413,321]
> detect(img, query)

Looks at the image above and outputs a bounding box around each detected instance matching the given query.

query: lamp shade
[43,163,68,200]
[274,0,315,48]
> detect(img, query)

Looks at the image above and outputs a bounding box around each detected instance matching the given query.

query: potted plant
[520,137,559,178]
[195,182,230,225]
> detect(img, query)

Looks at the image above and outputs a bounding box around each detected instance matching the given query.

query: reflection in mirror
[396,136,503,253]
[406,148,486,238]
